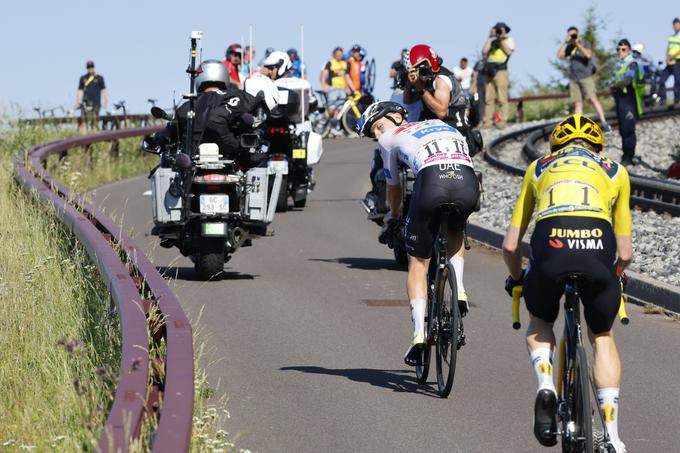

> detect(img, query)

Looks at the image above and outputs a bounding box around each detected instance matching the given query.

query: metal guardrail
[23,114,155,130]
[13,127,194,452]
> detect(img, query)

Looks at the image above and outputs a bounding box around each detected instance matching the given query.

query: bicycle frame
[558,277,584,443]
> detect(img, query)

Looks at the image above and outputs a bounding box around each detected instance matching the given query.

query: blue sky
[1,0,678,115]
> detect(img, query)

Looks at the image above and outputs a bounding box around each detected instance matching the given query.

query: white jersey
[377,119,474,185]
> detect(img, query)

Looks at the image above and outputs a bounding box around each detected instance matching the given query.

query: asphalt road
[94,139,680,453]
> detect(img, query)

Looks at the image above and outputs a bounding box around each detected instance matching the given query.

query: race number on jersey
[378,119,473,185]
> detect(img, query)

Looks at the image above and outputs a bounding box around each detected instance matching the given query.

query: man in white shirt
[453,57,473,98]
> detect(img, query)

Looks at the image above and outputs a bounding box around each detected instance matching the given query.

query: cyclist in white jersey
[358,101,480,365]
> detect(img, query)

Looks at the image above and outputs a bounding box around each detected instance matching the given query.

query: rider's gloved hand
[504,273,524,297]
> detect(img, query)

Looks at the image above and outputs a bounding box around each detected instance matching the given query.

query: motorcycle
[260,81,323,211]
[143,106,284,280]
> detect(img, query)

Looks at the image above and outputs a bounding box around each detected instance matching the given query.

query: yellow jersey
[510,146,632,236]
[325,58,349,89]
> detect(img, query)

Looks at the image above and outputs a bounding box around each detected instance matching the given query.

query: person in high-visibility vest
[658,17,680,108]
[482,22,515,129]
[610,39,644,166]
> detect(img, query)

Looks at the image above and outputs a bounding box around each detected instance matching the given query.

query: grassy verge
[4,123,242,451]
[0,123,120,450]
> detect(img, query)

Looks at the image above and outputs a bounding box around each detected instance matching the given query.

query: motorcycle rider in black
[152,59,260,171]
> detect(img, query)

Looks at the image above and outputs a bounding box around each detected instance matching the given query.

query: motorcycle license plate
[293,148,306,160]
[199,194,229,214]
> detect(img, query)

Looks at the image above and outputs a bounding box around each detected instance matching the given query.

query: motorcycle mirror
[142,139,161,154]
[240,133,259,149]
[151,106,171,120]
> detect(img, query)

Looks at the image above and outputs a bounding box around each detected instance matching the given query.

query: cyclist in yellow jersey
[502,115,632,453]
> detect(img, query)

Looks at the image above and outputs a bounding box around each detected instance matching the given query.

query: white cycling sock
[597,387,621,443]
[409,298,426,338]
[530,348,556,393]
[449,255,465,295]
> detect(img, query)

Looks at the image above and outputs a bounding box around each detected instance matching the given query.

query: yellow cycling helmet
[549,114,604,152]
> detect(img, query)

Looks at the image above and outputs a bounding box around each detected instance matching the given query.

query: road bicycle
[414,203,467,398]
[312,90,375,138]
[511,276,629,452]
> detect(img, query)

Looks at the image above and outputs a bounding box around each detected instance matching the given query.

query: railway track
[484,110,680,216]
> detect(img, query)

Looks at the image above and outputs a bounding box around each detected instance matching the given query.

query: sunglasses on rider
[617,47,628,52]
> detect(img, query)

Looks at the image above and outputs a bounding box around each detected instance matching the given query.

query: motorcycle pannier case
[151,167,183,224]
[245,167,270,222]
[306,131,323,166]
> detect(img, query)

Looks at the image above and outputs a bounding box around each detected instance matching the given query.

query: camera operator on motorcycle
[403,44,483,157]
[261,51,318,116]
[148,59,261,171]
[358,101,480,366]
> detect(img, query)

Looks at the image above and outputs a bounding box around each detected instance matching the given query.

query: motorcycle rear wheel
[195,239,225,281]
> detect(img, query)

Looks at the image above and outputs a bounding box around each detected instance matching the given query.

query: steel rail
[13,127,193,452]
[484,111,680,216]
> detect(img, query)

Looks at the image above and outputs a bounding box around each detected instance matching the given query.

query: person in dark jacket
[154,59,259,170]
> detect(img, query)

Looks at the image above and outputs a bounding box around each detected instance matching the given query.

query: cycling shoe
[403,333,425,366]
[533,389,558,447]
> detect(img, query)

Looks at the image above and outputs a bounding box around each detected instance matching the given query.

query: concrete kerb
[466,221,680,315]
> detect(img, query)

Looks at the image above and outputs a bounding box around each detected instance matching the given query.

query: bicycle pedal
[457,334,466,349]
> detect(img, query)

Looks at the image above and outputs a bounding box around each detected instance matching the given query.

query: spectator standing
[287,49,307,79]
[470,59,486,128]
[557,26,611,132]
[482,22,515,129]
[611,39,644,166]
[390,48,408,90]
[240,46,256,79]
[320,46,354,121]
[76,60,107,133]
[453,57,473,99]
[347,44,365,92]
[658,17,680,108]
[223,44,243,88]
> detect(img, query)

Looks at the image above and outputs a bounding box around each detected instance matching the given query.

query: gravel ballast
[470,123,680,288]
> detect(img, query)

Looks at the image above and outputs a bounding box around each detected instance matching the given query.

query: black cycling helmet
[226,43,242,58]
[357,101,408,138]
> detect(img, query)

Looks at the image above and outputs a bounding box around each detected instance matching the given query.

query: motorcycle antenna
[184,30,203,154]
[249,25,253,77]
[300,24,306,118]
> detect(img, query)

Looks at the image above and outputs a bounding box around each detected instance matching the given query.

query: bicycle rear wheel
[562,346,593,453]
[435,263,460,398]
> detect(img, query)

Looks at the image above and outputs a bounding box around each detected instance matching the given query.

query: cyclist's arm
[502,163,536,279]
[320,67,330,91]
[344,73,355,94]
[101,88,108,109]
[613,166,633,272]
[421,77,451,120]
[382,145,402,218]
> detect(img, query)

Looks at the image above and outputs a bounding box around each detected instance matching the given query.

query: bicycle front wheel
[341,105,360,137]
[435,263,460,398]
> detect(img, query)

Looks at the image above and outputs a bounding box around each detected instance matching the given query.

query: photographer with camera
[557,26,611,132]
[481,22,514,129]
[403,44,471,138]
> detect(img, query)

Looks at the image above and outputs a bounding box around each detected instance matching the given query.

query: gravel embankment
[534,116,680,180]
[469,123,680,288]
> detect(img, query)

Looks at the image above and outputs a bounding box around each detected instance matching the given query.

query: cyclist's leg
[402,169,440,364]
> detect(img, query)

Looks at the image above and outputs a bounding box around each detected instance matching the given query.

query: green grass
[0,123,120,450]
[2,122,243,451]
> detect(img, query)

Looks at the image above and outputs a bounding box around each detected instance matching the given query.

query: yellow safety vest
[488,38,511,64]
[669,33,680,64]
